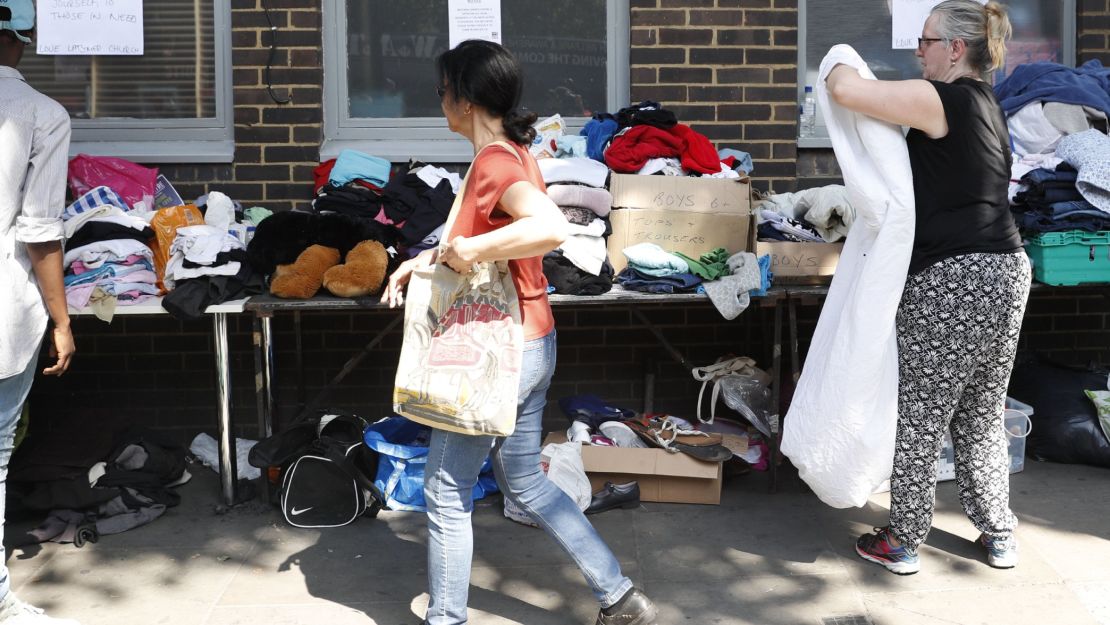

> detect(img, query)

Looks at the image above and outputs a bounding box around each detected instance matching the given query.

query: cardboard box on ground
[544,432,723,505]
[606,174,754,275]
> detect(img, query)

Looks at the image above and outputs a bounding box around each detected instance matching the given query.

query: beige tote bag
[392,142,525,436]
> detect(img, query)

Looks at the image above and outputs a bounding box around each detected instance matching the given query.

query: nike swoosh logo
[290,506,313,516]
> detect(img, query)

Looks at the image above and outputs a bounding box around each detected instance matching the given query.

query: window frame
[796,0,1077,148]
[61,0,235,163]
[321,0,630,162]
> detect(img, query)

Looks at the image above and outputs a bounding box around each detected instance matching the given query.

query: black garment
[66,222,154,250]
[542,252,613,296]
[313,183,384,221]
[381,174,454,246]
[162,255,265,321]
[906,78,1023,274]
[182,249,243,270]
[615,100,677,130]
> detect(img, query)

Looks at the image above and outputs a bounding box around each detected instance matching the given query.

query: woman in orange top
[382,40,658,625]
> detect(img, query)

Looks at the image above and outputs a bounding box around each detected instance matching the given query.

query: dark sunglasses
[435,86,447,98]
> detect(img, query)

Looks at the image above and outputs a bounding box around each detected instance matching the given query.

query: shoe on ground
[585,481,640,515]
[0,593,81,625]
[855,526,920,575]
[596,588,658,625]
[598,421,649,449]
[979,533,1018,569]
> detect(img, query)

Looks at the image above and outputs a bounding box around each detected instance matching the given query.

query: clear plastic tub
[936,397,1032,481]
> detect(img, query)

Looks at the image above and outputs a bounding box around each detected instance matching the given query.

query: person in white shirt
[0,1,79,623]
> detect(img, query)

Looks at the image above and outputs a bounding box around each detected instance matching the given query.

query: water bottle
[799,85,816,138]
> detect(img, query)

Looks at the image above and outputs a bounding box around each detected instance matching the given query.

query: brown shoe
[595,588,659,625]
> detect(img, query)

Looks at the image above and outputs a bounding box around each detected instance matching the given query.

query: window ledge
[797,137,833,149]
[69,140,235,164]
[320,137,480,163]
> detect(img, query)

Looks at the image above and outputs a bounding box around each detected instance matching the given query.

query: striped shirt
[0,65,71,378]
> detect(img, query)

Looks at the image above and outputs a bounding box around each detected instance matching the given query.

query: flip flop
[623,417,733,463]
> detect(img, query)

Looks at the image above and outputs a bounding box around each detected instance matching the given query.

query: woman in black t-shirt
[824,0,1031,576]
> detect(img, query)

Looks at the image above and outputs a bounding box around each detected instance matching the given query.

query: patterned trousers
[889,252,1031,552]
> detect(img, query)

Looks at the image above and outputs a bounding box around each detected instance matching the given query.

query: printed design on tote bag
[393,261,523,434]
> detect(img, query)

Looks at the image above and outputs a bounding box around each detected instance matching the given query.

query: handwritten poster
[36,0,144,56]
[891,0,987,49]
[448,0,502,49]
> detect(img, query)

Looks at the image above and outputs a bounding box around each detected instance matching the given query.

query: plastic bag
[149,204,204,293]
[1008,355,1110,468]
[529,114,565,159]
[363,416,498,512]
[68,154,158,213]
[692,356,774,436]
[504,442,590,527]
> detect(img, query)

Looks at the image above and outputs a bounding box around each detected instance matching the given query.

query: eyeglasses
[435,86,447,98]
[917,37,945,50]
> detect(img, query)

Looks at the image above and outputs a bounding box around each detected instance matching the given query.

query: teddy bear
[269,245,341,299]
[322,239,390,297]
[249,211,399,299]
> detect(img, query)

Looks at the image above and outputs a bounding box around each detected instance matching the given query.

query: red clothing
[448,142,554,341]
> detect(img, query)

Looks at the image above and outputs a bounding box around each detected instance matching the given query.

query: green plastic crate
[1024,230,1110,286]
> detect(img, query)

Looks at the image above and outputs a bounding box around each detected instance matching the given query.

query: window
[797,0,1076,147]
[322,0,630,162]
[18,0,233,162]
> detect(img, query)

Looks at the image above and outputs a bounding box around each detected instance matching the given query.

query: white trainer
[0,593,81,625]
[598,421,649,449]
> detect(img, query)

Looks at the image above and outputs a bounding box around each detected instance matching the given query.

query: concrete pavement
[6,458,1109,625]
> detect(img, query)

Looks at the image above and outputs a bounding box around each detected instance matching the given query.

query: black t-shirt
[905,78,1023,274]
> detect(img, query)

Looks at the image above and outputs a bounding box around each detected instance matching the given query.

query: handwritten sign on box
[36,0,144,56]
[607,174,753,274]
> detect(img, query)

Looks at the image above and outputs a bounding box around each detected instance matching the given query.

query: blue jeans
[423,330,632,625]
[0,351,40,601]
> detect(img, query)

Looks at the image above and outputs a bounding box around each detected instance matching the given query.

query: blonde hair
[932,0,1012,73]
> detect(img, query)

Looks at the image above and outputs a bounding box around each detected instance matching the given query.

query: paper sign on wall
[891,0,987,49]
[448,0,502,49]
[36,0,144,56]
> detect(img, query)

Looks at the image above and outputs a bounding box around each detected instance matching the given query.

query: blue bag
[363,416,499,512]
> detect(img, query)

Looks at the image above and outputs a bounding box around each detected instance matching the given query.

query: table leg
[769,298,783,493]
[294,311,305,414]
[251,314,275,502]
[213,312,238,506]
[252,315,275,438]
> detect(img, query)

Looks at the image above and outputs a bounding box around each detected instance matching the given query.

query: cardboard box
[544,432,723,505]
[755,241,844,283]
[607,174,752,274]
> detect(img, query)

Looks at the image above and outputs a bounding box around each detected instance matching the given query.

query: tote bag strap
[439,141,525,250]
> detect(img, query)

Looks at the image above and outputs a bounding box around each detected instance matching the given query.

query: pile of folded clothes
[1011,130,1110,234]
[62,186,159,314]
[312,150,459,255]
[758,185,855,243]
[539,157,616,295]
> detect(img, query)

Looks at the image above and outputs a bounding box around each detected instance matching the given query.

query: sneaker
[0,593,81,625]
[980,533,1018,569]
[855,527,920,575]
[598,421,649,449]
[595,588,658,625]
[568,420,593,443]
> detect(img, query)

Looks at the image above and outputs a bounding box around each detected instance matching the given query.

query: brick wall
[27,303,782,443]
[1079,0,1110,64]
[157,0,324,213]
[631,0,800,194]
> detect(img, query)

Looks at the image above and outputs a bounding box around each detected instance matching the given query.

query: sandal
[623,416,733,463]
